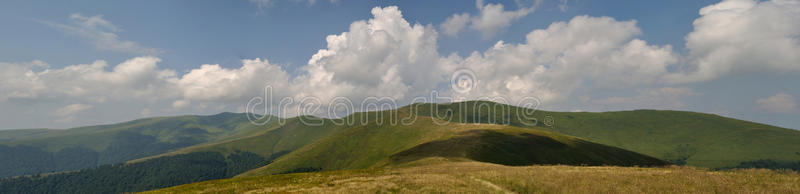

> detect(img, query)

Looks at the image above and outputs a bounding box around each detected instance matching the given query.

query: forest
[0,151,268,193]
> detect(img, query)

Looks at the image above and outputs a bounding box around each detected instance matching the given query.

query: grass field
[145,158,800,193]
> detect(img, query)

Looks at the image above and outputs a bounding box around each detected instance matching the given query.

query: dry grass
[144,158,800,193]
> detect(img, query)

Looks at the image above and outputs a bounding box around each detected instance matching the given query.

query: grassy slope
[238,108,665,177]
[538,110,800,168]
[146,158,800,193]
[130,116,350,163]
[412,101,800,168]
[1,112,273,152]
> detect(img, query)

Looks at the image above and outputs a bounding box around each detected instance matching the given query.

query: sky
[1,0,799,130]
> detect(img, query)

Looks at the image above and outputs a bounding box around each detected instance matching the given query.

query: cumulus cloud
[470,0,536,38]
[0,56,177,103]
[668,0,800,83]
[293,6,443,103]
[441,0,536,37]
[176,58,290,105]
[0,60,49,101]
[40,13,159,55]
[1,56,292,111]
[0,56,295,128]
[447,16,677,103]
[441,13,470,36]
[757,93,797,114]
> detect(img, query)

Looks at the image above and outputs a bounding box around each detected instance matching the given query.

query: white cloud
[668,0,800,83]
[69,14,119,32]
[293,6,443,103]
[447,15,677,103]
[172,100,190,109]
[1,57,175,126]
[441,13,470,36]
[0,56,294,128]
[0,60,49,101]
[440,0,536,37]
[757,93,797,114]
[54,103,92,123]
[0,56,177,103]
[470,0,536,38]
[176,58,290,104]
[40,13,159,55]
[56,103,92,117]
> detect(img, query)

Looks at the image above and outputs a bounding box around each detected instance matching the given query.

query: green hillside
[238,109,665,177]
[130,116,351,163]
[0,112,276,178]
[411,101,800,168]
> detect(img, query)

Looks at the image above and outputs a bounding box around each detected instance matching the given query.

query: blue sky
[0,0,714,70]
[1,0,799,130]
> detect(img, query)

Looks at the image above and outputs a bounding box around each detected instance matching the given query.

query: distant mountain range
[2,101,799,193]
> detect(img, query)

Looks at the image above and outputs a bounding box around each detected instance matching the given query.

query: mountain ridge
[3,101,800,179]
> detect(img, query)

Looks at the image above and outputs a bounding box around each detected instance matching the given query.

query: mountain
[2,100,800,193]
[0,151,271,194]
[128,115,353,164]
[1,106,668,193]
[0,129,54,143]
[409,101,800,168]
[0,112,276,178]
[239,109,665,177]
